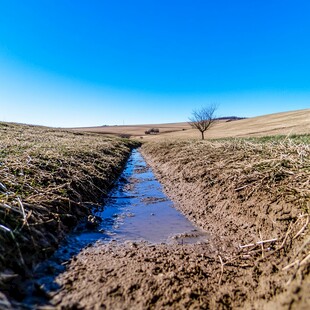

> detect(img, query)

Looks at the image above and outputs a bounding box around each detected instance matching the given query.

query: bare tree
[189,104,218,140]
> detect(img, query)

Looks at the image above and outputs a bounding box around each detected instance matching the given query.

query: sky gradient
[1,0,309,127]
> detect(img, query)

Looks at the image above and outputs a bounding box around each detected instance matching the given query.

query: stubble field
[0,122,138,307]
[52,135,309,309]
[0,109,309,309]
[73,109,310,140]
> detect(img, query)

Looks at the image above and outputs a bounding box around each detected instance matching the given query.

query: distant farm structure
[145,128,160,135]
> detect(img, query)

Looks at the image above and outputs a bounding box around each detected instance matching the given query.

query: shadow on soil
[20,149,208,309]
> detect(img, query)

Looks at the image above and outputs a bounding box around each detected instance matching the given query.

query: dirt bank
[42,136,309,309]
[2,133,309,309]
[0,122,138,305]
[141,138,310,308]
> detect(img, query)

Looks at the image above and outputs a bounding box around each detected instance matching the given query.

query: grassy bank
[0,122,139,300]
[141,135,310,308]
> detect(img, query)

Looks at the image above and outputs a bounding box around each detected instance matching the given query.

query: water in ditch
[22,149,208,306]
[79,149,207,245]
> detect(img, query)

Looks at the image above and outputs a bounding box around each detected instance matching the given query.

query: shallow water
[23,149,207,306]
[79,149,207,244]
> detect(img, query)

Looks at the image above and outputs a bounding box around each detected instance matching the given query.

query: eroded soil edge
[48,139,309,310]
[141,140,310,309]
[0,123,139,308]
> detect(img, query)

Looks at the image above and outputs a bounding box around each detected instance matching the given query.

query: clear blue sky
[0,0,309,127]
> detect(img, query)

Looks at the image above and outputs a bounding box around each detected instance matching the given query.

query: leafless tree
[189,104,218,140]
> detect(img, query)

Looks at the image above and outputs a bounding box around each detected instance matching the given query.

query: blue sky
[0,0,309,127]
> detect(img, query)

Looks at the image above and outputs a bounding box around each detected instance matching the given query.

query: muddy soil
[0,123,139,307]
[50,242,249,309]
[49,237,309,310]
[141,140,310,309]
[46,139,310,310]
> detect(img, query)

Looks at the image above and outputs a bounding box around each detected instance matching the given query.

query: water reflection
[22,149,207,307]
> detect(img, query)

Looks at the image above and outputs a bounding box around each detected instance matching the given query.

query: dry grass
[71,122,191,137]
[1,109,309,307]
[141,135,310,308]
[0,122,138,278]
[71,109,310,141]
[143,135,310,245]
[145,109,310,141]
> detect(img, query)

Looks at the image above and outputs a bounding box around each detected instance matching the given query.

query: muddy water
[81,149,207,244]
[23,149,207,306]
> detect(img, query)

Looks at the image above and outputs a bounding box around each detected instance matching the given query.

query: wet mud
[5,138,309,310]
[19,149,207,309]
[93,150,208,244]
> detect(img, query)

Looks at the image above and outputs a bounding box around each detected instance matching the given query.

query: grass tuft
[0,122,139,280]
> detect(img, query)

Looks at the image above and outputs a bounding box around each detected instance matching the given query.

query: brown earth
[46,137,310,310]
[156,109,310,140]
[1,114,309,309]
[70,122,191,138]
[71,109,310,140]
[0,122,138,307]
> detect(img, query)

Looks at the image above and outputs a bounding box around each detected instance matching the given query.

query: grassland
[72,109,310,140]
[140,135,310,309]
[1,109,309,309]
[71,122,191,138]
[160,108,310,140]
[48,134,309,309]
[0,122,138,304]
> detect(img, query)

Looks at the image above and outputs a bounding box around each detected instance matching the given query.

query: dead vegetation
[141,135,310,308]
[1,119,309,309]
[73,109,310,140]
[0,122,138,300]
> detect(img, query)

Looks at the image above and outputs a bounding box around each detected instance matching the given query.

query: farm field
[3,1,309,308]
[140,137,310,309]
[72,109,310,140]
[71,122,191,137]
[0,122,138,307]
[52,135,310,309]
[0,110,309,309]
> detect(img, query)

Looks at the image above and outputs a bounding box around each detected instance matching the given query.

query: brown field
[51,136,310,309]
[140,138,310,309]
[0,122,138,307]
[72,109,310,140]
[71,122,191,137]
[1,109,309,309]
